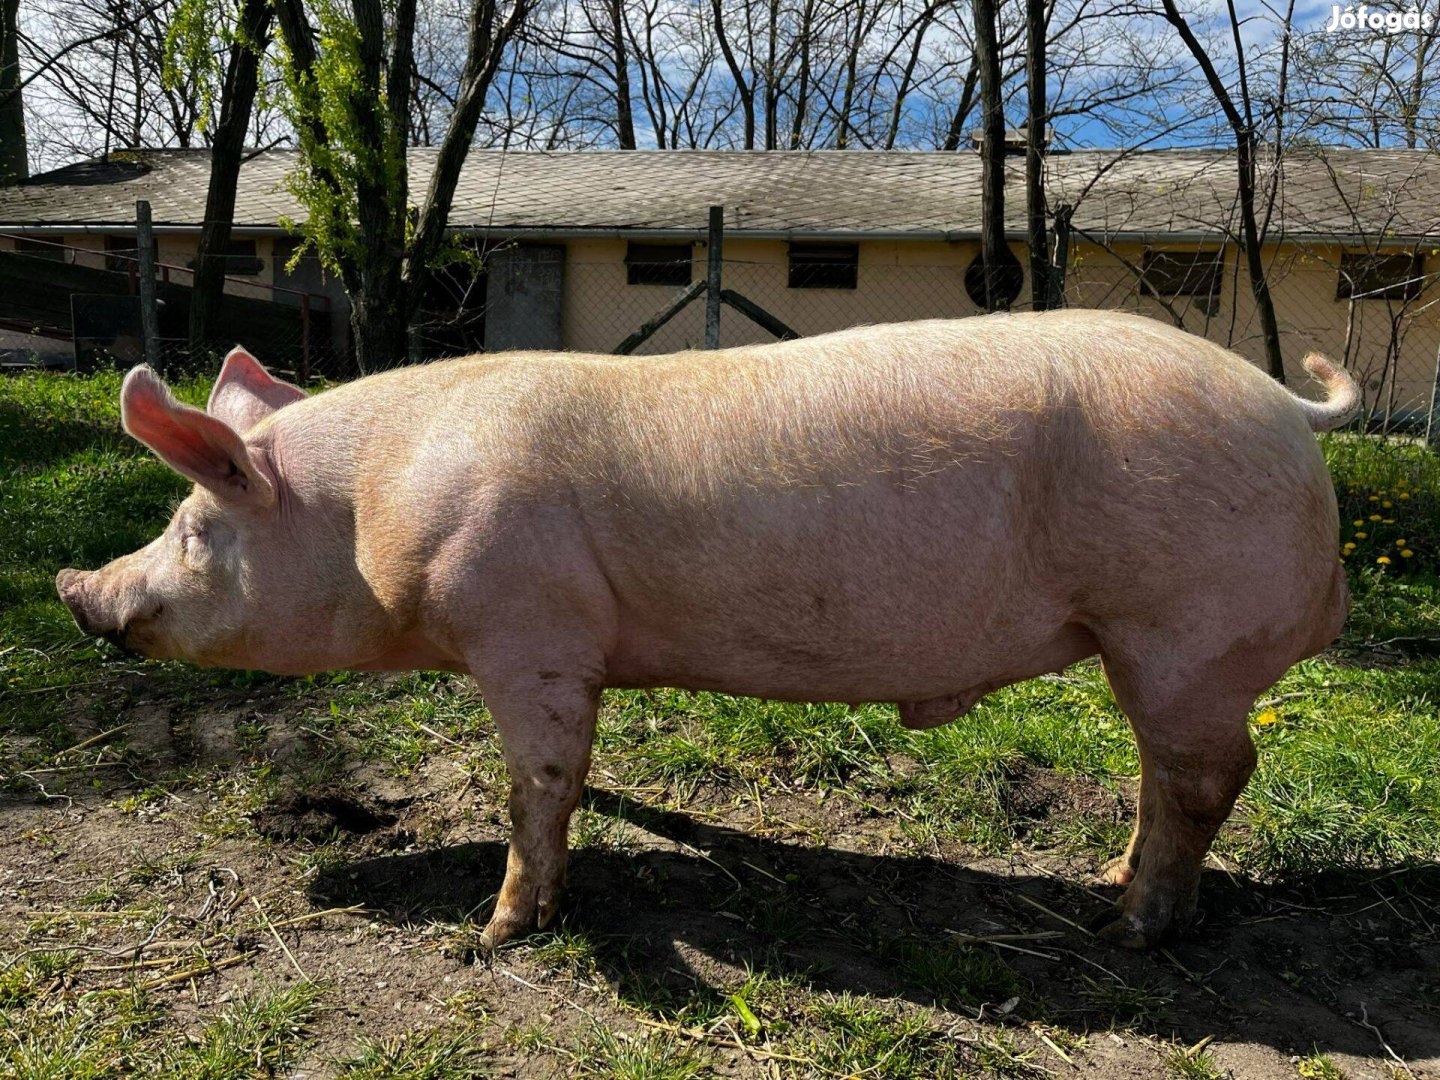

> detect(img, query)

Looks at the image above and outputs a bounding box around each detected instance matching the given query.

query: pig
[56,310,1358,949]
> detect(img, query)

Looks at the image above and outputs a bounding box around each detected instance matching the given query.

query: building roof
[0,147,1436,242]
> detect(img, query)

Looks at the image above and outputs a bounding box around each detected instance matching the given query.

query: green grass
[0,982,321,1079]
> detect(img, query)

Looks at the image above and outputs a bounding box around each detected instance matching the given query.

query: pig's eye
[181,530,209,557]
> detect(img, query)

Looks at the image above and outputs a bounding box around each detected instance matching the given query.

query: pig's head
[55,347,318,671]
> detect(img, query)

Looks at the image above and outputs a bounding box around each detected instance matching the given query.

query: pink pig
[57,310,1357,949]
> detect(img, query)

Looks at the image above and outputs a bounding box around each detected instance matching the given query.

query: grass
[2,368,1439,1077]
[0,982,321,1078]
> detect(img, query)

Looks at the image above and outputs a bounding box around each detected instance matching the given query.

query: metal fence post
[135,200,160,368]
[705,205,723,349]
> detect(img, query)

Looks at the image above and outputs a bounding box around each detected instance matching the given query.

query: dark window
[104,235,158,272]
[1337,251,1424,301]
[15,237,65,262]
[788,242,858,289]
[625,243,691,287]
[187,238,263,276]
[1139,250,1223,315]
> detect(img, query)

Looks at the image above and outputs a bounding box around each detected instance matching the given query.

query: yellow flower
[1396,539,1407,546]
[1400,492,1411,499]
[1356,532,1368,539]
[1369,495,1380,502]
[1343,542,1356,551]
[1255,710,1278,726]
[1377,556,1392,565]
[1353,519,1365,526]
[1401,549,1414,558]
[1383,518,1395,524]
[1369,514,1382,521]
[1382,501,1393,509]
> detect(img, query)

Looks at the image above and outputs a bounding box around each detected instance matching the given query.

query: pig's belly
[605,610,1097,705]
[598,540,1095,703]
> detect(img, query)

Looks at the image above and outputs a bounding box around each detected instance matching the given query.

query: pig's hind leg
[470,665,601,951]
[1094,643,1262,948]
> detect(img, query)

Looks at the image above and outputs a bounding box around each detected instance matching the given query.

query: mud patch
[1002,762,1130,821]
[250,787,401,842]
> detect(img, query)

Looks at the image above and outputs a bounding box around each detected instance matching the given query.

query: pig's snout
[56,567,151,656]
[57,567,127,644]
[56,568,102,635]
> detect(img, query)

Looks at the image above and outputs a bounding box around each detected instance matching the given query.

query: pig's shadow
[310,788,1440,1064]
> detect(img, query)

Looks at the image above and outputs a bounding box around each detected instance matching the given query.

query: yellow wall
[569,236,1437,420]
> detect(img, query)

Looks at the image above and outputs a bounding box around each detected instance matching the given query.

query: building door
[483,243,564,352]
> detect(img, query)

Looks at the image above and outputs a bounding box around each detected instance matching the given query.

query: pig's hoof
[476,916,531,953]
[1095,912,1155,950]
[1097,857,1136,886]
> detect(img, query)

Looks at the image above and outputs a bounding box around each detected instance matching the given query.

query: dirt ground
[2,678,1437,1079]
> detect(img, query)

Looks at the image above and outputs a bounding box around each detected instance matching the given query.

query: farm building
[0,146,1435,424]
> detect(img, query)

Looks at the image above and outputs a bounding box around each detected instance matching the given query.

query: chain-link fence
[0,231,342,385]
[5,229,1437,440]
[564,244,1440,439]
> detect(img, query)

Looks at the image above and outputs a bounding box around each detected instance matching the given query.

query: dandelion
[1382,500,1393,509]
[1354,519,1365,526]
[1255,710,1278,726]
[1356,531,1368,539]
[1400,492,1411,500]
[1396,539,1407,546]
[1377,556,1392,565]
[1401,549,1415,558]
[1370,495,1380,502]
[1369,514,1382,521]
[1383,518,1395,524]
[1344,542,1357,551]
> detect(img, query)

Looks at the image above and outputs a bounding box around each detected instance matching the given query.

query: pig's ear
[207,346,306,432]
[122,366,275,508]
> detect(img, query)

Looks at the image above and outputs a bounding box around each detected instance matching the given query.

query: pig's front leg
[471,666,600,950]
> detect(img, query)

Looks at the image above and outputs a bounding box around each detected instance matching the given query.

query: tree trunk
[351,280,409,374]
[1236,131,1285,382]
[610,0,636,148]
[190,0,273,352]
[711,0,754,148]
[0,0,26,185]
[941,60,977,151]
[973,0,1006,311]
[1160,0,1286,383]
[1024,0,1048,311]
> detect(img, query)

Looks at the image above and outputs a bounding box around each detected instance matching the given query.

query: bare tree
[973,0,1009,310]
[1025,0,1047,309]
[1156,0,1288,381]
[1,0,25,182]
[1289,17,1440,148]
[172,0,273,350]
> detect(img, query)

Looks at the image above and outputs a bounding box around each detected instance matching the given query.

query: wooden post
[135,200,160,368]
[614,280,707,354]
[705,205,723,349]
[719,289,800,341]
